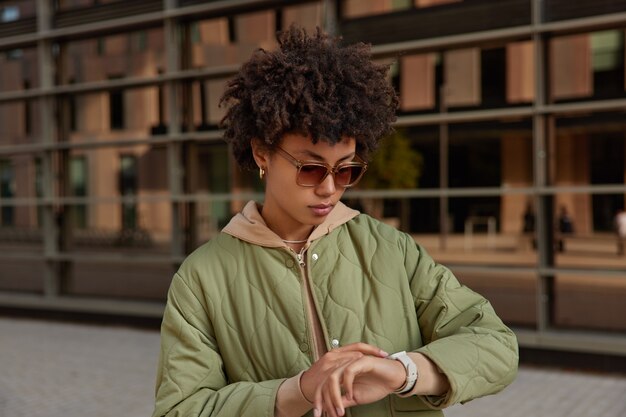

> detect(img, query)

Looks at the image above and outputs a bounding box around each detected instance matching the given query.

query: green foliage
[361,128,422,189]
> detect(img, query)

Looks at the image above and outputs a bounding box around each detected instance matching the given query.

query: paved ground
[1,316,625,417]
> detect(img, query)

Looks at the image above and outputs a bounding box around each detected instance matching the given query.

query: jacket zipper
[291,246,336,417]
[290,246,321,363]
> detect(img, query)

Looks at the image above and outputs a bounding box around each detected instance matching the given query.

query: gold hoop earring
[259,168,265,179]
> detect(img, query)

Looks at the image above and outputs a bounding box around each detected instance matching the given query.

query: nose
[315,171,337,196]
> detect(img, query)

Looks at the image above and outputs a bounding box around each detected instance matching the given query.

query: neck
[259,202,314,245]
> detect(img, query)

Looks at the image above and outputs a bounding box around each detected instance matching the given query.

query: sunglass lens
[298,165,329,186]
[335,165,364,186]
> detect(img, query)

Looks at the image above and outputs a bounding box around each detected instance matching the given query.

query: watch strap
[388,351,418,394]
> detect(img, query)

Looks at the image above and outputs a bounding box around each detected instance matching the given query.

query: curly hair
[219,25,399,170]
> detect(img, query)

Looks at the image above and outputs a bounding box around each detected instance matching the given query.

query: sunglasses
[275,147,368,188]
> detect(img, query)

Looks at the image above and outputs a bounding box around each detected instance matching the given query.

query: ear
[251,138,270,169]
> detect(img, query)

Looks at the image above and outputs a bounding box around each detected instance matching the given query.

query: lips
[309,204,334,216]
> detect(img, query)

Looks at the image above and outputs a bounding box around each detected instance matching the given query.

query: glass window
[0,159,15,226]
[1,5,20,22]
[444,48,481,108]
[0,100,39,144]
[550,34,592,101]
[0,155,40,231]
[61,86,160,140]
[554,273,626,333]
[399,53,437,112]
[415,0,462,8]
[191,78,229,130]
[553,111,625,189]
[282,2,323,32]
[55,0,125,12]
[188,13,276,70]
[0,259,45,293]
[70,156,88,229]
[109,77,125,131]
[342,0,411,18]
[399,40,535,113]
[0,47,39,93]
[67,259,172,300]
[454,269,538,328]
[436,196,539,265]
[448,119,533,189]
[552,192,626,268]
[592,30,624,71]
[506,41,535,104]
[35,157,43,227]
[61,200,172,258]
[366,125,439,190]
[59,28,164,84]
[120,154,138,230]
[0,1,35,20]
[591,30,625,100]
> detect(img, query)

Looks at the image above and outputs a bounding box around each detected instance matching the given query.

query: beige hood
[222,200,360,248]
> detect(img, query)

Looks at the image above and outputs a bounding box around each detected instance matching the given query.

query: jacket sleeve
[152,273,285,417]
[402,235,519,408]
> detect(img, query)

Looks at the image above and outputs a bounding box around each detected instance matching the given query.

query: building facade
[0,0,625,356]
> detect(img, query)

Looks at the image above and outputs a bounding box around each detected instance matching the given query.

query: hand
[300,343,388,416]
[314,354,406,417]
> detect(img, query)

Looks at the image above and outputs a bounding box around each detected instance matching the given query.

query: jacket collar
[222,200,359,248]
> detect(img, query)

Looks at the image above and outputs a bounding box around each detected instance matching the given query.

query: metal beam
[0,293,165,317]
[515,328,626,357]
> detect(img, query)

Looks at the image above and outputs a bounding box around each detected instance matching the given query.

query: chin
[304,214,328,225]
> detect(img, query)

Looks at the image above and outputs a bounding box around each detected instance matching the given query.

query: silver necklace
[282,238,308,244]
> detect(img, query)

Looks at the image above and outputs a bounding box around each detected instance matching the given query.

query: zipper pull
[296,253,305,268]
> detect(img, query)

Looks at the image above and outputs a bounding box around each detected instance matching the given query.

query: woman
[152,26,518,417]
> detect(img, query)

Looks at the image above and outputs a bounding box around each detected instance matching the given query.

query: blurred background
[0,0,625,395]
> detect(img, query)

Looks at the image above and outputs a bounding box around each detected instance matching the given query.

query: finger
[334,342,388,357]
[313,385,323,417]
[322,383,340,417]
[342,361,358,403]
[342,355,374,403]
[327,369,345,416]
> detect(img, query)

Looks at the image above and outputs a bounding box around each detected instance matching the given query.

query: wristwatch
[388,351,418,395]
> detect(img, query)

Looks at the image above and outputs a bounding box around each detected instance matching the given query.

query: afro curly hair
[219,25,399,171]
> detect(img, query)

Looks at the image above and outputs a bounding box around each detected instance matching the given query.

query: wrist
[387,351,419,395]
[390,359,407,392]
[299,370,314,403]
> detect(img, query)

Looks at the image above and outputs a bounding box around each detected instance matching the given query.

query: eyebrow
[297,149,356,163]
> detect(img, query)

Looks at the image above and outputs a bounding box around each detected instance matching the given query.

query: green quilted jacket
[153,201,518,417]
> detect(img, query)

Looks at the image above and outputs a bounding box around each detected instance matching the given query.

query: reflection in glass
[68,260,172,301]
[550,30,626,102]
[0,159,15,227]
[189,12,276,70]
[0,201,43,254]
[0,259,45,293]
[454,269,537,328]
[552,111,626,263]
[282,2,322,32]
[66,146,168,199]
[59,28,164,84]
[555,274,626,333]
[409,195,537,266]
[55,0,125,12]
[0,99,42,144]
[342,0,463,18]
[448,120,532,189]
[62,87,161,140]
[63,201,171,255]
[554,193,626,270]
